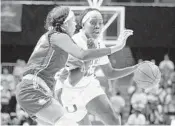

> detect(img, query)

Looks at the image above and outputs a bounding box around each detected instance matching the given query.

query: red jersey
[23,31,68,90]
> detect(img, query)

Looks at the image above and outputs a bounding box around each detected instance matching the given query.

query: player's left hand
[118,29,133,42]
[114,29,134,51]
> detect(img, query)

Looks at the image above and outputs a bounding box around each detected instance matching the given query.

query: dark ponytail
[45,6,69,32]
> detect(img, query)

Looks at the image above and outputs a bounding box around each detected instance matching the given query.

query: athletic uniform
[58,30,110,122]
[16,31,68,118]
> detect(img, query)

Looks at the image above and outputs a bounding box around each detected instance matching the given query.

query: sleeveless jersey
[23,31,68,90]
[66,30,110,76]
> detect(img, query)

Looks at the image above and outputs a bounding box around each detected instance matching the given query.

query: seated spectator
[128,81,137,96]
[164,94,175,117]
[168,72,175,94]
[164,86,173,105]
[147,100,164,124]
[151,59,156,64]
[110,91,125,120]
[138,59,143,63]
[1,88,11,113]
[128,81,138,114]
[13,59,26,83]
[159,54,174,80]
[1,67,15,90]
[8,90,17,114]
[126,108,146,125]
[131,88,147,112]
[159,54,174,70]
[1,113,11,125]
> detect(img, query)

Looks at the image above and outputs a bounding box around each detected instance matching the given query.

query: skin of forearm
[106,65,137,80]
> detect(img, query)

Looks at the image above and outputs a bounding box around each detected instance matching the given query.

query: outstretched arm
[51,33,111,61]
[100,63,138,80]
[50,29,133,61]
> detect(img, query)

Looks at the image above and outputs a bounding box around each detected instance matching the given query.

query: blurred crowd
[108,54,175,125]
[1,59,37,125]
[1,54,175,125]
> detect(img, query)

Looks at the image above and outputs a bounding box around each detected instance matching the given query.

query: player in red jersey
[15,6,129,126]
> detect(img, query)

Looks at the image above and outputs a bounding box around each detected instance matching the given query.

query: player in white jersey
[55,8,140,125]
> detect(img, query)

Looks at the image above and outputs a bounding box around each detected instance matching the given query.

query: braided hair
[45,6,70,32]
[75,8,101,34]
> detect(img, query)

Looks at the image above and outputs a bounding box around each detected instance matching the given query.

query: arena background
[1,0,175,125]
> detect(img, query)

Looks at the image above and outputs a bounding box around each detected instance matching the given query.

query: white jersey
[69,30,110,76]
[55,31,108,122]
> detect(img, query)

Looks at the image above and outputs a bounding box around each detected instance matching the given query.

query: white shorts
[60,76,105,122]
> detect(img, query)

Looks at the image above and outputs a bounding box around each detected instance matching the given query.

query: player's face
[83,12,103,39]
[64,15,76,36]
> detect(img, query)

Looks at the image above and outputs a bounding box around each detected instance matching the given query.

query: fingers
[117,29,133,42]
[123,29,134,40]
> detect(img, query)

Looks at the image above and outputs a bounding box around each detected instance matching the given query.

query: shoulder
[50,32,70,40]
[72,32,83,44]
[72,32,81,40]
[72,32,87,48]
[49,32,72,45]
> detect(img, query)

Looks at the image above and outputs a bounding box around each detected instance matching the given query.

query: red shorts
[16,78,52,117]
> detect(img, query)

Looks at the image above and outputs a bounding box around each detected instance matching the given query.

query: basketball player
[55,8,139,125]
[15,6,130,126]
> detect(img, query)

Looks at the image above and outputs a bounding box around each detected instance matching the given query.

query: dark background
[2,5,175,64]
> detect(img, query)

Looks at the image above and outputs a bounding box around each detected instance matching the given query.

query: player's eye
[90,21,97,26]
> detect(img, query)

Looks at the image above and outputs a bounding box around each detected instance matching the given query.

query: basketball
[133,61,161,90]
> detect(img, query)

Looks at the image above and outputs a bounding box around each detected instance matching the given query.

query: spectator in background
[151,59,156,64]
[138,59,143,63]
[1,67,15,90]
[159,54,174,80]
[128,80,138,114]
[168,72,175,94]
[164,94,175,124]
[1,88,11,113]
[147,98,164,124]
[126,107,146,125]
[130,86,147,114]
[157,85,167,105]
[131,90,147,111]
[164,86,173,105]
[13,59,26,83]
[1,113,11,125]
[110,91,125,121]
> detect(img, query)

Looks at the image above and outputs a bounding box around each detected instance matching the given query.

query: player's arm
[100,63,138,80]
[98,29,136,79]
[50,33,129,61]
[51,33,110,61]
